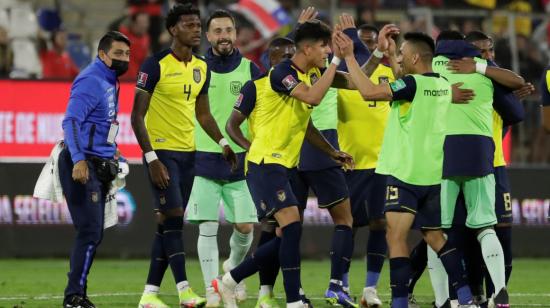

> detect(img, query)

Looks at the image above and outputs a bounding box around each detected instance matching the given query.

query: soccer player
[335,29,480,308]
[60,30,130,308]
[226,36,296,308]
[215,20,354,308]
[185,10,261,307]
[542,66,550,134]
[131,4,236,308]
[337,23,394,307]
[431,30,526,308]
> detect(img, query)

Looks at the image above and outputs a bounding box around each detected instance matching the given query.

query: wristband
[218,138,229,148]
[372,48,384,59]
[331,56,341,66]
[144,151,158,164]
[475,62,487,75]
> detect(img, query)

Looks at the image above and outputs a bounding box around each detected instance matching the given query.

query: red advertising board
[0,80,142,162]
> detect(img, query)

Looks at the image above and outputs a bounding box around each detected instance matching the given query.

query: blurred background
[0,0,549,259]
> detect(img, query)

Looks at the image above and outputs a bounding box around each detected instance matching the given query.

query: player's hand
[331,150,355,171]
[222,145,238,172]
[338,14,356,30]
[451,82,475,104]
[334,31,354,59]
[387,35,397,57]
[447,57,476,74]
[72,160,89,184]
[514,82,535,100]
[149,159,170,190]
[298,6,318,24]
[377,24,400,52]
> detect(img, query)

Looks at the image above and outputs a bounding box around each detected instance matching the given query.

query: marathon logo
[424,89,449,96]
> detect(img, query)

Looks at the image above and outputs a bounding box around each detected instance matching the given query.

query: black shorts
[144,150,195,212]
[294,166,350,208]
[452,166,512,225]
[345,169,387,227]
[246,161,299,220]
[384,176,442,230]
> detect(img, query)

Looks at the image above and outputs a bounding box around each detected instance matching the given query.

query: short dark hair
[269,37,294,50]
[97,31,130,53]
[358,24,379,35]
[404,32,435,54]
[436,30,465,43]
[294,19,332,47]
[465,30,490,43]
[206,9,235,30]
[165,3,201,32]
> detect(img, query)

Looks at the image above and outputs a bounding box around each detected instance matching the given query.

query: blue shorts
[384,176,441,230]
[452,166,511,225]
[246,161,299,220]
[345,169,387,227]
[295,166,350,208]
[144,150,195,212]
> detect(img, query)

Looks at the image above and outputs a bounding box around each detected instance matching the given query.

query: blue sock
[280,222,302,303]
[330,225,353,281]
[366,229,386,287]
[389,257,410,308]
[408,240,427,294]
[496,226,512,284]
[162,216,186,283]
[464,228,484,297]
[257,230,280,286]
[146,224,168,286]
[232,236,281,283]
[342,272,349,288]
[438,241,472,304]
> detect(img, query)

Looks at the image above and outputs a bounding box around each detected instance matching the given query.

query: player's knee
[162,207,185,219]
[386,226,406,245]
[368,218,386,231]
[235,223,253,234]
[260,219,277,233]
[496,222,512,228]
[422,230,446,252]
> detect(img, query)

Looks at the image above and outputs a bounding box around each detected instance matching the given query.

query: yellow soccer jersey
[233,74,268,142]
[136,49,209,151]
[337,63,395,169]
[247,59,322,168]
[493,110,506,167]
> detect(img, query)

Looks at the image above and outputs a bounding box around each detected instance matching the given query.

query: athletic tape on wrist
[144,151,158,164]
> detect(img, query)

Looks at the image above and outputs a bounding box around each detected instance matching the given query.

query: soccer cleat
[473,295,487,306]
[255,293,280,308]
[488,288,510,308]
[360,287,381,308]
[205,287,221,307]
[301,294,314,308]
[325,288,359,308]
[212,276,237,308]
[63,294,96,308]
[457,305,480,308]
[408,294,420,308]
[138,293,170,308]
[178,287,206,308]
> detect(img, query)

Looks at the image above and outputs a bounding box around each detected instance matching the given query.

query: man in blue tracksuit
[59,31,130,308]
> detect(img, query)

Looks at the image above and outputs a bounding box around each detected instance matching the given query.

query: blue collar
[92,57,117,83]
[205,48,243,73]
[435,40,481,59]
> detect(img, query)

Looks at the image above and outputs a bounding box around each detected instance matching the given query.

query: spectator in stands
[128,0,163,53]
[119,12,150,81]
[0,26,13,77]
[40,29,79,79]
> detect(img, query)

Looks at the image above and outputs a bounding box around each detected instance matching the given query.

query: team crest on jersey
[276,190,286,202]
[235,93,244,107]
[91,192,99,203]
[137,72,148,87]
[193,68,201,83]
[282,74,298,90]
[230,81,242,95]
[310,73,319,84]
[379,76,389,84]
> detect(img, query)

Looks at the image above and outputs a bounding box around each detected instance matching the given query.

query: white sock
[198,221,219,287]
[144,284,160,295]
[228,228,254,268]
[222,272,238,288]
[259,285,273,297]
[299,287,305,296]
[176,280,189,292]
[477,228,506,294]
[329,279,343,286]
[287,300,303,308]
[427,245,449,307]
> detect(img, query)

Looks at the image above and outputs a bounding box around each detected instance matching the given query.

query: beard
[214,40,233,56]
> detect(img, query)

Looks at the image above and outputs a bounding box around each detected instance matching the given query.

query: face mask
[110,59,129,77]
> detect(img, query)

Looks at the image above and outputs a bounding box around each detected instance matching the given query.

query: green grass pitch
[1,259,549,307]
